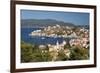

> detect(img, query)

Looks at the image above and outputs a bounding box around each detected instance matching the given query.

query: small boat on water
[41,37,45,39]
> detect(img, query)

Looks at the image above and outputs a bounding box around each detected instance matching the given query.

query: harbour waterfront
[21,28,71,45]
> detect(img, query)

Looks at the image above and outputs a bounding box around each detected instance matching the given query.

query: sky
[21,10,89,25]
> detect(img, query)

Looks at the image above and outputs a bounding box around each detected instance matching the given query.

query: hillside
[21,19,75,28]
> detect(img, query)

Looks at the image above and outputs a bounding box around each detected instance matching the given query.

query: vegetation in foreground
[21,41,89,63]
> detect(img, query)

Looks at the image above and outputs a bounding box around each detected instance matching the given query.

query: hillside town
[29,25,77,38]
[26,24,89,61]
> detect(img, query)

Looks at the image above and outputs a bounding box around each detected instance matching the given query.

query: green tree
[21,41,33,62]
[70,46,89,60]
[21,41,52,62]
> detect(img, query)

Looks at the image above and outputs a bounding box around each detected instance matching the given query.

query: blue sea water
[21,28,70,45]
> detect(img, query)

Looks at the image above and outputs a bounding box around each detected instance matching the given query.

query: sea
[21,28,71,45]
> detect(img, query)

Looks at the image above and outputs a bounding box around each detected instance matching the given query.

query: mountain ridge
[21,19,75,28]
[21,19,89,29]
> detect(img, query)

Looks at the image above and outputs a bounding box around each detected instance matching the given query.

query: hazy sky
[21,10,89,25]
